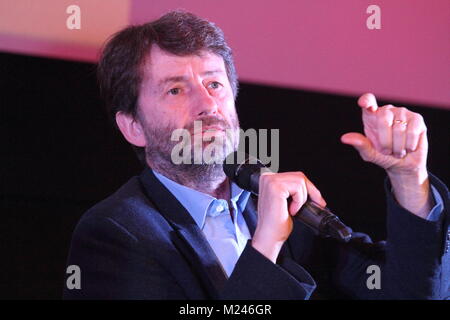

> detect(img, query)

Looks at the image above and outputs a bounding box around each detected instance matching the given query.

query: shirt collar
[153,170,250,229]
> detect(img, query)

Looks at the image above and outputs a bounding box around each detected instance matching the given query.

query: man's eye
[167,88,180,95]
[209,81,222,89]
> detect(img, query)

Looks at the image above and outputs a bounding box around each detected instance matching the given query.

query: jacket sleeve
[219,240,316,300]
[328,173,450,299]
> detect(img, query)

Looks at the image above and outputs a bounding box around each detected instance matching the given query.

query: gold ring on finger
[394,119,407,126]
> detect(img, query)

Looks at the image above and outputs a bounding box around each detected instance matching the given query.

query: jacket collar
[152,170,251,230]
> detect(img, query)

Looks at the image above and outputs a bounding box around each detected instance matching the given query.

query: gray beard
[147,147,226,190]
[143,119,239,191]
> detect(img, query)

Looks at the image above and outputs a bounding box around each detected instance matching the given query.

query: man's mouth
[202,126,225,133]
[187,125,226,135]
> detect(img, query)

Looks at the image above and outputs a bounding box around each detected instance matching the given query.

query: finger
[260,171,275,177]
[358,93,379,112]
[341,132,375,162]
[258,171,275,198]
[304,176,327,208]
[416,130,429,157]
[282,172,325,215]
[392,108,408,158]
[405,114,426,152]
[260,172,306,215]
[288,180,307,216]
[376,106,394,154]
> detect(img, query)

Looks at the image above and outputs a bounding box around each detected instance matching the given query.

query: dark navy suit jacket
[63,168,450,299]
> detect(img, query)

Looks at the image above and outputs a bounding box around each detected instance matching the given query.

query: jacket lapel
[242,195,258,236]
[138,168,227,297]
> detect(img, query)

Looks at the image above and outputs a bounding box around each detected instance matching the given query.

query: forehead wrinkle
[158,69,224,86]
[201,69,225,76]
[140,48,227,95]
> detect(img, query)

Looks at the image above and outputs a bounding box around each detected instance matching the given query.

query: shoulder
[74,175,172,242]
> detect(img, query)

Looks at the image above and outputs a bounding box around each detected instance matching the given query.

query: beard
[142,114,240,185]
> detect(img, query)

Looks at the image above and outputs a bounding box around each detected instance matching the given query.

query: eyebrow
[202,69,224,77]
[156,70,225,89]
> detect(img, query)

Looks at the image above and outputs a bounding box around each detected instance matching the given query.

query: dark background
[0,52,448,299]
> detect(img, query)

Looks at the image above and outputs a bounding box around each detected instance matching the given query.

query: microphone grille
[223,152,266,191]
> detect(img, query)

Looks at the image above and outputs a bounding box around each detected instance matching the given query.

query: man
[64,10,449,299]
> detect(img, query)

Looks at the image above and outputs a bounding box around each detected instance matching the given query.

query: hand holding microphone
[223,153,352,262]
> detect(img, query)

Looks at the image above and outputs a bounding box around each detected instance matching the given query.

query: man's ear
[115,111,147,147]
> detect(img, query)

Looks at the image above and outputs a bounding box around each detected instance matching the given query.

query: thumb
[341,132,374,162]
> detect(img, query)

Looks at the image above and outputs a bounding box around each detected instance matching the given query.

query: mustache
[183,116,232,132]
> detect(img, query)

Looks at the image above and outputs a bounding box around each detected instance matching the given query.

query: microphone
[223,152,352,242]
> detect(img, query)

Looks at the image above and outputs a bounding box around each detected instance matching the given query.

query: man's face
[136,45,240,166]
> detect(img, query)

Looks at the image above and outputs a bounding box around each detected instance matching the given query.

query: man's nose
[194,85,218,117]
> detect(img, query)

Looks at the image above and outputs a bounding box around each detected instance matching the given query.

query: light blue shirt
[426,185,444,222]
[153,171,252,277]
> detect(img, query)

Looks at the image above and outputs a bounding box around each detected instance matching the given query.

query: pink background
[1,0,449,109]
